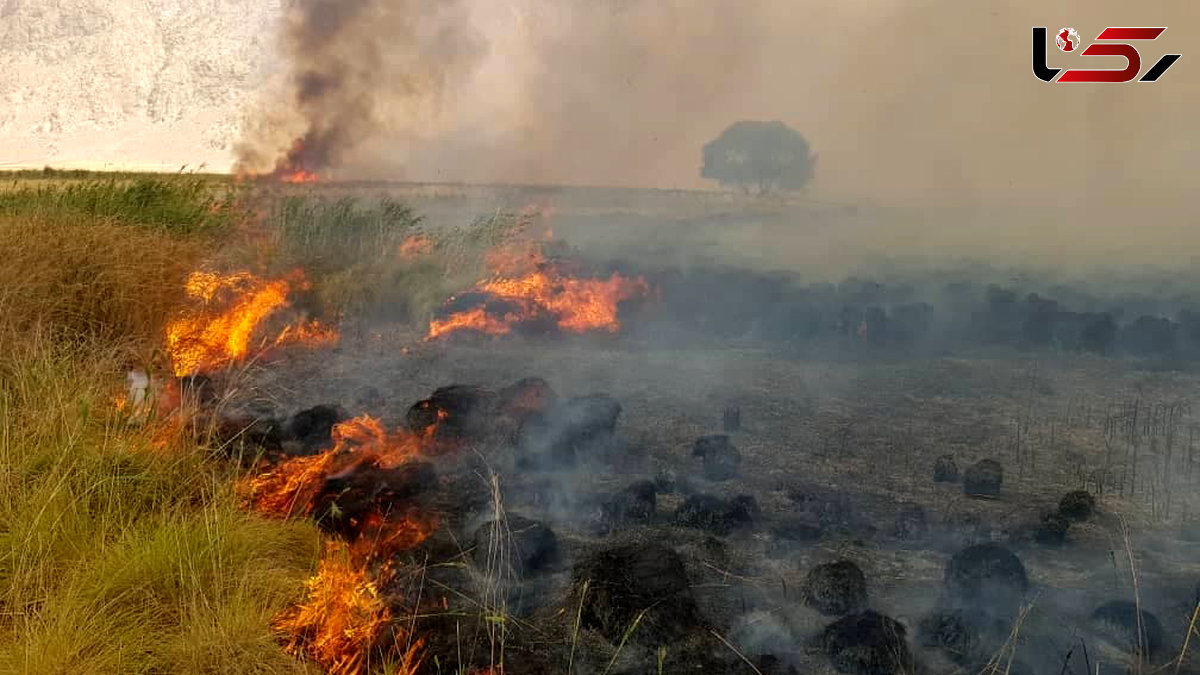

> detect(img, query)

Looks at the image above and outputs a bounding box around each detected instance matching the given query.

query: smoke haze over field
[3,0,1197,259]
[236,0,1199,209]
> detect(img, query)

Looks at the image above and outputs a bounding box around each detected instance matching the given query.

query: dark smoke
[235,0,485,177]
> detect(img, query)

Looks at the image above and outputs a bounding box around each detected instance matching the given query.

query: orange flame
[269,139,323,184]
[428,307,519,340]
[482,269,647,333]
[397,233,434,260]
[427,249,648,340]
[273,537,429,675]
[166,270,338,376]
[241,415,431,517]
[241,415,441,674]
[281,169,320,184]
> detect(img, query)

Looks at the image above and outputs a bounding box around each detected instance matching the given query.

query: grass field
[0,172,533,675]
[4,171,1200,675]
[0,176,329,675]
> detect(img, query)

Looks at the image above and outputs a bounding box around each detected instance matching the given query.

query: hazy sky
[264,0,1198,209]
[6,0,1198,212]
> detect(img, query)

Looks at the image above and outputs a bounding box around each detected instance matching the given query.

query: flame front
[427,249,648,340]
[428,306,519,340]
[241,415,440,674]
[166,270,338,376]
[242,415,430,517]
[273,539,428,675]
[482,269,648,333]
[281,169,320,184]
[272,139,322,184]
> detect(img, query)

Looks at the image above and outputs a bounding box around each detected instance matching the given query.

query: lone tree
[701,120,816,194]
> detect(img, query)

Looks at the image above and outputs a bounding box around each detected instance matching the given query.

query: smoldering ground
[226,306,1200,673]
[225,0,1200,671]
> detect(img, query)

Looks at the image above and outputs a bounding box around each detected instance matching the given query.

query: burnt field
[221,317,1200,673]
[182,184,1200,675]
[20,176,1198,675]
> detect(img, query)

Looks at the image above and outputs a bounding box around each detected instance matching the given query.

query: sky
[276,0,1200,210]
[6,0,1199,212]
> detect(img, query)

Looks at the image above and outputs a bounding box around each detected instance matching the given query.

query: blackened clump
[519,393,622,466]
[692,434,742,481]
[599,480,658,529]
[804,560,868,616]
[471,515,560,575]
[407,384,497,441]
[1034,511,1071,546]
[286,404,347,453]
[674,493,758,536]
[311,461,437,539]
[933,454,959,482]
[821,611,915,675]
[944,542,1028,615]
[496,377,557,423]
[962,459,1003,497]
[1091,600,1163,661]
[574,542,703,644]
[1058,490,1096,521]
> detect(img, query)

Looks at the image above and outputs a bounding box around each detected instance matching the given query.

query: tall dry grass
[0,179,321,675]
[0,213,200,353]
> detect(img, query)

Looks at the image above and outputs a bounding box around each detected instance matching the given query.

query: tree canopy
[701,120,816,194]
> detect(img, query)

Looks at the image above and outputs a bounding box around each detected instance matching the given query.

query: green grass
[240,195,524,328]
[269,196,424,272]
[0,176,322,675]
[1,167,230,181]
[0,177,238,237]
[0,334,322,675]
[0,173,531,675]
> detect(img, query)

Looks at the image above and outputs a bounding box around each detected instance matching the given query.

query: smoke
[234,0,486,176]
[238,0,1200,270]
[240,0,1199,202]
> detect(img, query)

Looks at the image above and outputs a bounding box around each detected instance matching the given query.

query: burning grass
[166,269,339,376]
[0,175,532,675]
[0,173,655,675]
[239,415,443,674]
[249,198,530,335]
[427,237,650,340]
[0,177,321,675]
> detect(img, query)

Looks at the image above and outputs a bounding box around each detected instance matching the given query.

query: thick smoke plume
[235,0,484,177]
[242,0,1197,205]
[237,0,1199,273]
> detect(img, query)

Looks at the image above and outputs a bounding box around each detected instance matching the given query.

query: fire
[166,270,338,376]
[427,250,648,340]
[281,169,320,184]
[397,233,434,260]
[274,546,394,675]
[274,320,341,349]
[240,415,441,674]
[273,539,428,675]
[483,269,647,333]
[428,307,519,340]
[270,138,322,184]
[242,415,431,517]
[243,451,339,517]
